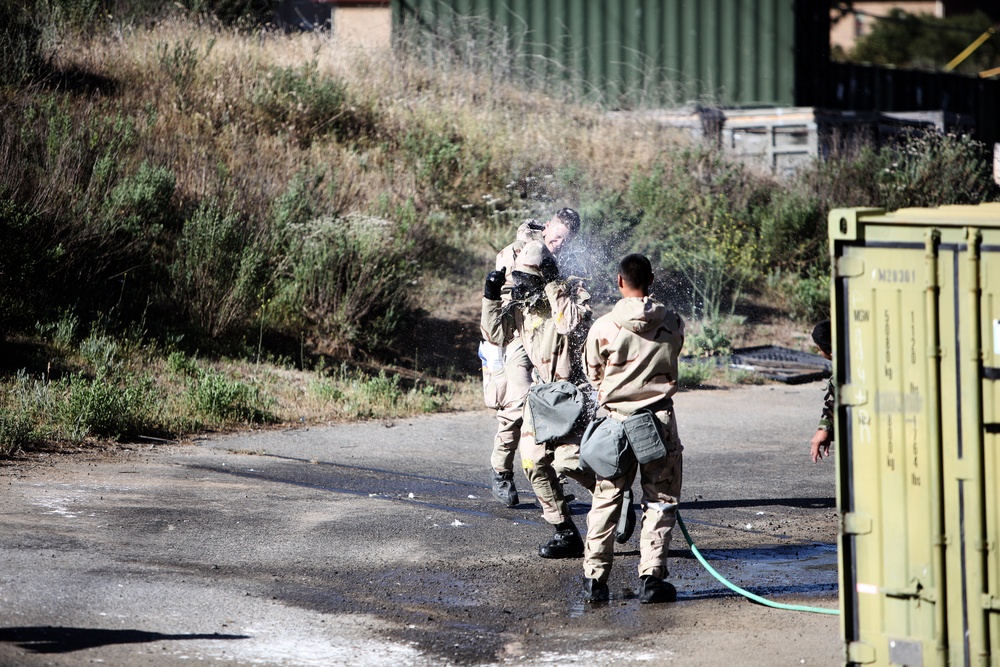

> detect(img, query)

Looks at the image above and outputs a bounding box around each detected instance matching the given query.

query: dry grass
[53,18,685,217]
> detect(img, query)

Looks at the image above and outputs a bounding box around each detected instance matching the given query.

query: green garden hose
[676,512,840,616]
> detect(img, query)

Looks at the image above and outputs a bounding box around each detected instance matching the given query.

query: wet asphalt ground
[0,382,841,666]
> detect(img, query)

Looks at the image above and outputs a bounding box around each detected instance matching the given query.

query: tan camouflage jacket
[584,296,684,416]
[481,279,592,384]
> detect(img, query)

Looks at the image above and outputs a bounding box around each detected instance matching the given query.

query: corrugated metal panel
[391,0,806,108]
[830,203,1000,667]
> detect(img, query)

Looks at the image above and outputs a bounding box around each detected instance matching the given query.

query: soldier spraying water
[579,253,684,603]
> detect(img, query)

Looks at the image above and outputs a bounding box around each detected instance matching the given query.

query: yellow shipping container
[830,203,1000,667]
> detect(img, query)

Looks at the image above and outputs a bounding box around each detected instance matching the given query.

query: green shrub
[253,63,379,148]
[678,359,716,389]
[187,370,275,424]
[756,190,825,270]
[726,367,766,385]
[78,331,123,373]
[783,269,831,323]
[34,309,80,352]
[0,410,38,456]
[687,319,734,359]
[274,214,419,353]
[401,127,463,192]
[169,200,274,338]
[99,161,176,236]
[623,148,768,318]
[807,130,999,213]
[0,371,51,455]
[308,375,344,403]
[166,350,200,377]
[61,369,161,440]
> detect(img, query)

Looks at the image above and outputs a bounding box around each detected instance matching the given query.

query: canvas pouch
[527,381,585,444]
[580,417,636,480]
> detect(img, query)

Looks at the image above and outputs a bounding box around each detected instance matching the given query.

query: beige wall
[831,1,944,51]
[333,6,391,48]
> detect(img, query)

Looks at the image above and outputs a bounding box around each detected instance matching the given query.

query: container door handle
[883,580,934,602]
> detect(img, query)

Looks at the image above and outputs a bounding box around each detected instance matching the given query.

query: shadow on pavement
[0,627,249,654]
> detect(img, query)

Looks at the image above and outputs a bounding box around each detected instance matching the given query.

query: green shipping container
[830,204,1000,667]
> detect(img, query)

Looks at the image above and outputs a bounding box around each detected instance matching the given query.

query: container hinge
[836,257,865,278]
[847,641,877,664]
[842,512,873,535]
[981,594,1000,611]
[986,424,1000,435]
[983,367,1000,381]
[974,539,996,552]
[839,385,868,407]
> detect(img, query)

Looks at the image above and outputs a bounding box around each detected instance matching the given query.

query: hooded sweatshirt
[584,296,684,415]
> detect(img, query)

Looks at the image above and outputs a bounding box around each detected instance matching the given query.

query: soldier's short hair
[553,207,581,234]
[618,253,653,289]
[811,319,832,356]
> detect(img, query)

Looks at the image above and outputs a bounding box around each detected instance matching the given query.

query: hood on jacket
[611,296,667,333]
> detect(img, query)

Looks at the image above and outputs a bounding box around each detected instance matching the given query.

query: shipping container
[830,203,1000,667]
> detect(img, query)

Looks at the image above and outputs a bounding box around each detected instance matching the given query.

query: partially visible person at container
[579,253,684,604]
[481,240,596,559]
[480,208,581,508]
[810,319,834,464]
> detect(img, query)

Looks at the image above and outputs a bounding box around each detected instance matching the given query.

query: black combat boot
[614,487,636,544]
[583,578,609,603]
[491,470,519,508]
[638,575,677,604]
[538,520,584,559]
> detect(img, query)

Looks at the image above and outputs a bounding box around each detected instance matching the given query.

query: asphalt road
[0,382,842,666]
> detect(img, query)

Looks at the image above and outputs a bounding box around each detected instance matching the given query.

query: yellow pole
[945,26,996,72]
[980,66,1000,79]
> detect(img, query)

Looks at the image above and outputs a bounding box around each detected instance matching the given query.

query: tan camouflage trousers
[480,339,533,473]
[583,408,683,582]
[519,398,596,525]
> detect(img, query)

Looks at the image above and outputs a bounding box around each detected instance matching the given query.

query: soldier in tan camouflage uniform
[480,209,581,508]
[482,240,596,558]
[581,253,684,604]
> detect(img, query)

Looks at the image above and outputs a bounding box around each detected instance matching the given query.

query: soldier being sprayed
[478,209,581,508]
[481,239,596,558]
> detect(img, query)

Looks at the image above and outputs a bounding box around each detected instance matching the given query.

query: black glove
[484,267,506,301]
